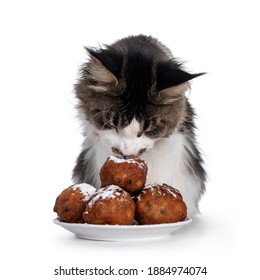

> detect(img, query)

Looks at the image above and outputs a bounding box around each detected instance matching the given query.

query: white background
[1,0,259,279]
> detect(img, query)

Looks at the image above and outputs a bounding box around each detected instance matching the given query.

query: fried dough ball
[53,183,96,223]
[135,183,187,225]
[100,156,148,194]
[83,185,135,225]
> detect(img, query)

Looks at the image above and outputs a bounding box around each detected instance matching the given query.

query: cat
[72,35,206,218]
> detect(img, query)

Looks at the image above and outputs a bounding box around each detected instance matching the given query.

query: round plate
[53,218,192,241]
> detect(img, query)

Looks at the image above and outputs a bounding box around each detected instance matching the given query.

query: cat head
[75,35,204,157]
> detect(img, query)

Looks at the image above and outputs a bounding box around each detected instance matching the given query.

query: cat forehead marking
[120,118,140,138]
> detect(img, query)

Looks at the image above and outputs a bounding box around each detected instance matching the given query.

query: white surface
[1,1,260,279]
[53,218,192,241]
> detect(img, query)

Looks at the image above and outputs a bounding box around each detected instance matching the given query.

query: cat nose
[111,147,134,158]
[112,147,146,158]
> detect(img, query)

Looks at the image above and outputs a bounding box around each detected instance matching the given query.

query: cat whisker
[86,110,105,123]
[87,109,114,125]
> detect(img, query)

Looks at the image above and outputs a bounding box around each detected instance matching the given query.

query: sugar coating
[141,184,180,198]
[143,183,160,189]
[87,185,128,208]
[71,183,96,201]
[108,155,146,169]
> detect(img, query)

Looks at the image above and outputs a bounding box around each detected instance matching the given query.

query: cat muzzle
[112,147,146,159]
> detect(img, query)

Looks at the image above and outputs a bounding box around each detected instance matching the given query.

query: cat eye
[138,148,146,154]
[137,131,143,137]
[143,120,151,131]
[112,114,119,127]
[109,123,118,132]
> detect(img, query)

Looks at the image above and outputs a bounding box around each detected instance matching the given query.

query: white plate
[53,218,192,241]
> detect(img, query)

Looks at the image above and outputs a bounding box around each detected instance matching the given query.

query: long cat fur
[72,35,206,218]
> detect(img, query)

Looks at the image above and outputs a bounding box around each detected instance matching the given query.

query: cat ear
[156,60,205,104]
[157,60,205,90]
[86,47,123,86]
[157,83,189,104]
[88,55,118,86]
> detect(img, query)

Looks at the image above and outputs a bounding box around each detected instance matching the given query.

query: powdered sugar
[71,183,96,201]
[142,184,180,198]
[108,155,146,170]
[143,183,160,190]
[87,185,127,208]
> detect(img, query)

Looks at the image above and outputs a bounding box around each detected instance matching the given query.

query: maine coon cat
[72,35,206,218]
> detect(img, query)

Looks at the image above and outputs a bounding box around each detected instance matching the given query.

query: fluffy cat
[72,35,206,218]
